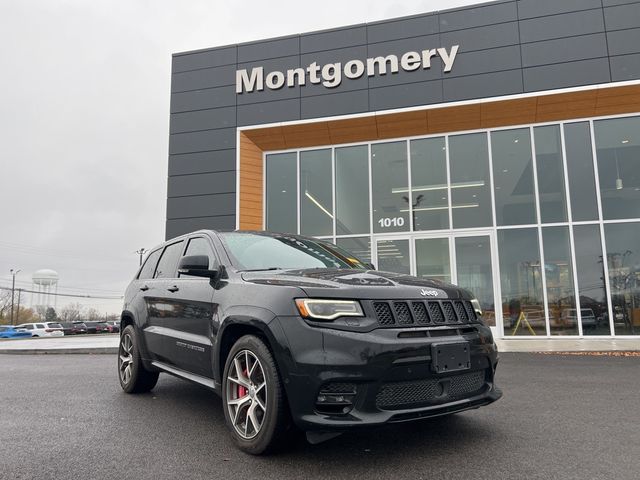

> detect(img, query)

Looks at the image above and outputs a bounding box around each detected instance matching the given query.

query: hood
[241,268,469,300]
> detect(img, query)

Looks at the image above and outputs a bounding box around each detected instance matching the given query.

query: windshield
[219,232,368,271]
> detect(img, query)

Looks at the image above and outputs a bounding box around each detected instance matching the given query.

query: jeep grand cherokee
[118,230,501,454]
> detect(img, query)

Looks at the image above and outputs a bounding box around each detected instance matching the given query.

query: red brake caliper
[238,369,249,398]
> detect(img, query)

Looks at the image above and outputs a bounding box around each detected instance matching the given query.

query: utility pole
[16,289,21,325]
[135,248,147,266]
[9,269,20,325]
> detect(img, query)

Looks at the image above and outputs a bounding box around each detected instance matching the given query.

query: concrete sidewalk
[1,333,638,354]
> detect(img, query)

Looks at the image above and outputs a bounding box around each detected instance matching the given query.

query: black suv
[118,230,501,454]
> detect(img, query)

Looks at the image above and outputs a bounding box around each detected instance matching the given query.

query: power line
[0,285,123,300]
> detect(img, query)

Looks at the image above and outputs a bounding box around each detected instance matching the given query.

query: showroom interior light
[391,180,485,194]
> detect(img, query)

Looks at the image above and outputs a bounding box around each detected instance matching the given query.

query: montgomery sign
[236,45,460,93]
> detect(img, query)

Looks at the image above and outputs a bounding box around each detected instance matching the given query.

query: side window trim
[154,240,186,279]
[137,248,162,280]
[184,235,220,268]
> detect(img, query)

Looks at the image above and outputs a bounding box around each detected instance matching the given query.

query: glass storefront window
[498,228,545,336]
[335,145,370,235]
[336,237,371,265]
[492,128,536,226]
[573,224,610,335]
[564,122,599,221]
[410,137,449,231]
[265,152,297,234]
[594,116,640,220]
[604,223,640,335]
[449,133,492,229]
[371,141,409,233]
[542,227,577,335]
[376,239,410,274]
[415,238,450,282]
[300,149,332,237]
[455,236,496,327]
[535,125,568,223]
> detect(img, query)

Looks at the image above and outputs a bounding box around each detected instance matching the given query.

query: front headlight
[470,298,483,317]
[295,299,364,321]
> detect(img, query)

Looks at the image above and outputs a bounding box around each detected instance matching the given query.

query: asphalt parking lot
[1,353,638,480]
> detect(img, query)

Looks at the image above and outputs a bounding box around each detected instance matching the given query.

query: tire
[118,325,159,393]
[222,335,290,455]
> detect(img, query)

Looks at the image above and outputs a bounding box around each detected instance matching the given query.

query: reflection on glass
[376,239,410,274]
[564,122,598,221]
[492,128,536,225]
[300,149,332,236]
[449,133,492,228]
[498,229,545,336]
[535,125,568,223]
[573,225,610,335]
[336,237,371,264]
[410,138,448,230]
[415,238,450,283]
[266,152,297,234]
[594,116,640,220]
[455,236,495,327]
[542,227,577,335]
[372,141,409,233]
[335,146,370,235]
[604,223,640,335]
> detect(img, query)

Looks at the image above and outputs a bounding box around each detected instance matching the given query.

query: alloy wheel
[118,333,133,385]
[225,350,267,439]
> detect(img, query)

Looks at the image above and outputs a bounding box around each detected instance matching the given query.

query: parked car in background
[59,322,88,335]
[0,325,33,339]
[560,308,597,329]
[104,321,119,333]
[16,322,64,338]
[85,321,110,334]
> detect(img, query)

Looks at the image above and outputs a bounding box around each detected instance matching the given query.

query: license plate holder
[431,342,471,374]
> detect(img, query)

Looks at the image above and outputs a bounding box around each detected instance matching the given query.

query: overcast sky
[0,0,484,314]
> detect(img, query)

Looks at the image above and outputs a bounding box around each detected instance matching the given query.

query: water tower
[31,269,59,310]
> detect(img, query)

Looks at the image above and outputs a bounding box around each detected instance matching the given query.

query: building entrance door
[374,231,500,332]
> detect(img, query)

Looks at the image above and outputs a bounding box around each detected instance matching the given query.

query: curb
[0,348,117,355]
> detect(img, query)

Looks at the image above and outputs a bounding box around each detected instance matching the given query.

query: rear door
[161,235,218,378]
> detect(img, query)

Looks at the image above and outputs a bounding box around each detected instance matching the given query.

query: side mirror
[178,255,219,279]
[366,262,376,270]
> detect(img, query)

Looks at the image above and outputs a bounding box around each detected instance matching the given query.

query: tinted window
[0,327,7,332]
[36,324,45,329]
[155,241,185,279]
[534,125,567,223]
[139,249,162,280]
[47,323,63,328]
[410,137,448,231]
[184,237,215,269]
[335,146,370,235]
[300,149,332,236]
[266,152,297,234]
[564,122,598,221]
[371,141,409,233]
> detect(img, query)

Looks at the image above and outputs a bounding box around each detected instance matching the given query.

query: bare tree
[59,303,84,322]
[0,290,12,320]
[85,308,102,321]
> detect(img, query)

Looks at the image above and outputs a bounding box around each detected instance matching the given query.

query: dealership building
[166,0,640,339]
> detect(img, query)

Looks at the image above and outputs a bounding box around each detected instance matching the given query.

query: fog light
[315,383,357,415]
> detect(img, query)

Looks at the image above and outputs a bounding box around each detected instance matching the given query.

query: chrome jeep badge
[420,288,439,297]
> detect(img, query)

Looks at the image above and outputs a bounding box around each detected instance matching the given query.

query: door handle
[167,285,179,293]
[139,285,149,291]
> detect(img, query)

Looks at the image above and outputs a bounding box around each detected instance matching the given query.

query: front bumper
[272,316,501,431]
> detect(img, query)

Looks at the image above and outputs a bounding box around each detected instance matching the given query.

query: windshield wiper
[239,267,284,272]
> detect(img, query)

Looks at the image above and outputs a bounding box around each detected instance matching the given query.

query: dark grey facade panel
[169,128,236,155]
[300,46,369,96]
[446,45,522,78]
[168,171,236,198]
[168,149,236,177]
[171,64,236,93]
[516,0,602,20]
[521,33,609,68]
[369,80,443,111]
[440,22,520,52]
[610,53,640,80]
[166,215,236,239]
[439,1,517,32]
[519,9,605,43]
[604,2,640,30]
[170,106,236,134]
[300,89,369,119]
[237,98,300,126]
[367,14,439,44]
[523,58,611,92]
[237,55,302,105]
[602,0,640,6]
[172,46,237,73]
[443,69,523,102]
[167,193,236,220]
[237,35,300,63]
[170,86,236,113]
[607,28,640,56]
[300,26,367,54]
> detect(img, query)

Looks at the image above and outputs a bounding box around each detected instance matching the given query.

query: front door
[374,232,500,331]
